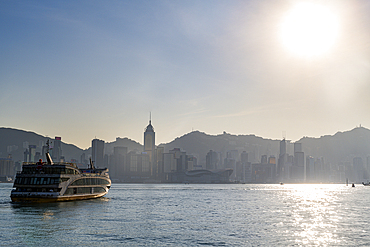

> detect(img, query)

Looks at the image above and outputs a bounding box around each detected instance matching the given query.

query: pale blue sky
[1,0,369,149]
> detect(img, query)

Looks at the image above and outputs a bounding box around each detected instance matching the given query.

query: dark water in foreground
[0,183,369,246]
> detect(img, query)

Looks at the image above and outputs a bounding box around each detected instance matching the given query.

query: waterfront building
[23,149,29,162]
[206,150,218,170]
[156,146,164,178]
[126,151,151,182]
[278,139,287,181]
[240,151,251,182]
[169,148,187,171]
[0,158,15,178]
[187,155,197,171]
[353,157,364,182]
[306,156,315,182]
[261,155,268,164]
[163,152,176,173]
[92,139,105,168]
[52,137,62,161]
[112,146,127,180]
[28,145,36,163]
[268,156,276,165]
[250,162,276,183]
[293,145,304,181]
[144,119,156,176]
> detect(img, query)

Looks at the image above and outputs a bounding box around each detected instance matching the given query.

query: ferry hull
[11,192,108,203]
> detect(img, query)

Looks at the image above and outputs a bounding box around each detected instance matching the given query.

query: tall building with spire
[144,116,156,176]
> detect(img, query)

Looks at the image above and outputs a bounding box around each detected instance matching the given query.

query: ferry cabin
[11,163,111,202]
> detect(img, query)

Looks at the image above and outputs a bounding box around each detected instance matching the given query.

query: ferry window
[71,179,80,186]
[77,187,90,194]
[95,187,106,193]
[65,188,73,195]
[98,179,109,185]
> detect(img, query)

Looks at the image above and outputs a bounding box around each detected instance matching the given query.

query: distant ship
[10,142,111,203]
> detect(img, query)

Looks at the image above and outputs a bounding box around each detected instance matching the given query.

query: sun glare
[280,2,339,58]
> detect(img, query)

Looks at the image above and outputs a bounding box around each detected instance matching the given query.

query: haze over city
[1,0,369,149]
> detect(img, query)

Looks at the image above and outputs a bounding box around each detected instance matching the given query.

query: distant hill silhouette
[298,127,370,165]
[104,137,143,154]
[161,127,370,165]
[1,127,370,166]
[0,128,143,162]
[161,131,280,164]
[0,128,87,162]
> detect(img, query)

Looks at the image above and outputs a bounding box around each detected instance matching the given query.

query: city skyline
[1,0,369,149]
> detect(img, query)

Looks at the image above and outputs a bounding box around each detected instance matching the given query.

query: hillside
[161,131,281,164]
[104,137,143,155]
[1,127,370,166]
[0,128,143,162]
[0,128,86,162]
[298,127,370,165]
[162,127,370,166]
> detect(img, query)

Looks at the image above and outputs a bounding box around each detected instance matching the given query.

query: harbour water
[0,183,369,246]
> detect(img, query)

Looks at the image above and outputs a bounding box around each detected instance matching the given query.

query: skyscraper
[92,139,104,168]
[206,150,218,170]
[28,145,36,163]
[278,139,287,180]
[52,137,62,161]
[113,146,127,179]
[293,142,304,181]
[144,118,155,175]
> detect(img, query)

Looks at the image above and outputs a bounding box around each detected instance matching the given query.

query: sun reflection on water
[283,184,345,246]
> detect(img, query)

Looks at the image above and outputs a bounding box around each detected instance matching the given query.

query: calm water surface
[0,183,369,246]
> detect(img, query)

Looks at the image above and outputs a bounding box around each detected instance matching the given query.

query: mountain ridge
[1,127,369,166]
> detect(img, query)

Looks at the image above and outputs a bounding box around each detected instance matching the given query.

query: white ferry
[10,150,111,203]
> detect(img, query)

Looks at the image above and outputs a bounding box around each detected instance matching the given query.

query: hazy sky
[1,0,369,149]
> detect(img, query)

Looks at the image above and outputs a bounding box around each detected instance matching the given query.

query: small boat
[10,141,111,203]
[362,182,370,186]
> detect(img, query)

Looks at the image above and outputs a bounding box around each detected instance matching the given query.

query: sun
[280,2,339,58]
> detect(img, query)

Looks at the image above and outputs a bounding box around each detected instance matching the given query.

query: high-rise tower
[278,138,287,180]
[92,138,105,168]
[144,116,156,175]
[52,137,62,161]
